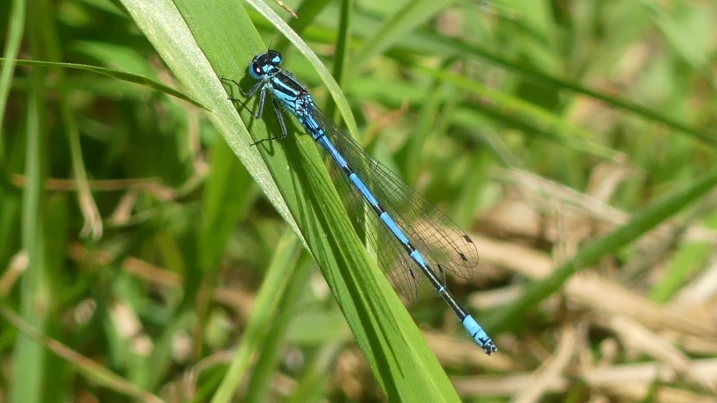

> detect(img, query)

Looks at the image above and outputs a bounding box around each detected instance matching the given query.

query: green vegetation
[1,0,716,401]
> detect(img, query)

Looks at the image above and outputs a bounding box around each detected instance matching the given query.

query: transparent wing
[310,106,479,302]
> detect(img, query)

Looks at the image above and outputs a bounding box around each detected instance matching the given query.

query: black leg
[221,77,264,119]
[251,94,290,146]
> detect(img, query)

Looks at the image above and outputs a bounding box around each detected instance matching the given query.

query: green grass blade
[200,137,257,274]
[211,230,302,403]
[350,0,455,72]
[0,58,206,108]
[11,31,48,403]
[436,36,717,145]
[120,0,466,400]
[0,306,163,403]
[416,63,620,161]
[0,0,25,163]
[272,0,334,52]
[243,252,315,403]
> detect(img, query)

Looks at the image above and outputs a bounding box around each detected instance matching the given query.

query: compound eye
[248,61,264,79]
[266,50,282,66]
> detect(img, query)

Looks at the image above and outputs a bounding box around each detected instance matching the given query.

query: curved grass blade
[121,0,469,400]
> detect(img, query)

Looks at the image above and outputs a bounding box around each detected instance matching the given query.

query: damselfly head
[248,50,284,80]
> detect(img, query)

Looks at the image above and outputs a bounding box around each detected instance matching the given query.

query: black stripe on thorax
[272,72,306,96]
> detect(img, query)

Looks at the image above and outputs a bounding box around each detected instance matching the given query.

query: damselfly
[224,50,496,355]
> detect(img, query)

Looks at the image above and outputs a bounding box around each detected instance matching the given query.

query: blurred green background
[1,0,717,402]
